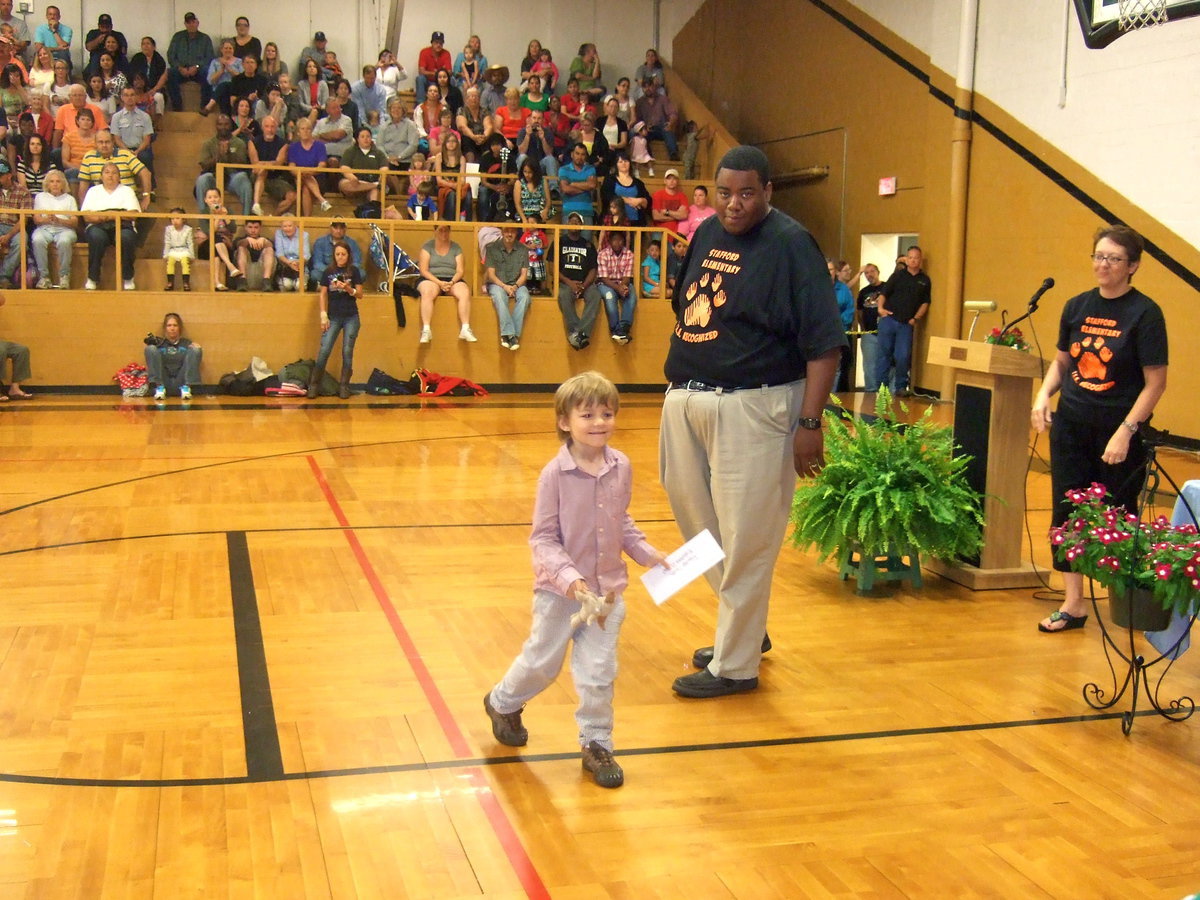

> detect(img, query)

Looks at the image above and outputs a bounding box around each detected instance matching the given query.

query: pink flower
[1156,563,1173,580]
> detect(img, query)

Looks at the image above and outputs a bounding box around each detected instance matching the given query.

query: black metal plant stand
[1081,430,1199,734]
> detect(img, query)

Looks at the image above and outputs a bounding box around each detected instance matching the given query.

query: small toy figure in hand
[484,372,669,788]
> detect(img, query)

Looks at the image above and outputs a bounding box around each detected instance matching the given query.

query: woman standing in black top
[1031,225,1169,632]
[308,241,364,399]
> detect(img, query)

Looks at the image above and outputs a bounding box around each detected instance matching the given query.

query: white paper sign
[640,529,725,606]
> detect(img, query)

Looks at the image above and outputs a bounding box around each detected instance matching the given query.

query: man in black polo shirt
[662,145,845,699]
[228,54,267,114]
[874,246,931,396]
[556,212,601,349]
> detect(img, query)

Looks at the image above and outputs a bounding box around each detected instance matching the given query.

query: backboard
[1074,0,1200,47]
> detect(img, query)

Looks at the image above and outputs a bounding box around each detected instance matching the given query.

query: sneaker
[581,741,624,788]
[419,325,432,344]
[164,280,175,291]
[179,385,192,401]
[568,332,583,350]
[236,279,248,292]
[36,277,50,290]
[693,634,772,670]
[57,274,70,289]
[261,281,274,292]
[610,332,621,342]
[85,279,98,291]
[319,199,332,212]
[483,692,528,746]
[499,335,512,350]
[251,203,264,216]
[459,324,477,342]
[152,385,166,401]
[123,279,136,291]
[672,668,758,698]
[577,333,590,349]
[508,337,520,351]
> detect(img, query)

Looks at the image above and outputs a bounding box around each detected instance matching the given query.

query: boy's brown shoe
[484,692,528,746]
[581,741,624,788]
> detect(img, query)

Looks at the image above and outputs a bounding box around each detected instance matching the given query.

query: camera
[144,333,165,347]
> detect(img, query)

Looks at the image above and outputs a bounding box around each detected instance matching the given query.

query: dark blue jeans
[875,315,913,392]
[314,314,361,373]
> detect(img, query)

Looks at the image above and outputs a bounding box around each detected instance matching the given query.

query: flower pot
[1108,586,1172,631]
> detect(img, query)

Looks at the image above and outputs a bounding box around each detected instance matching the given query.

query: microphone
[1028,277,1054,310]
[1001,277,1054,337]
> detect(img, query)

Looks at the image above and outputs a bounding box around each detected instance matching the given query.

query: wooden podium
[926,337,1045,589]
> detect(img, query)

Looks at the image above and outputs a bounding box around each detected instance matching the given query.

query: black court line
[226,531,284,781]
[0,517,680,560]
[803,0,1200,293]
[0,708,1154,789]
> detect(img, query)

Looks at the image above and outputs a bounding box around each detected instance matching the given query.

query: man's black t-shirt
[557,233,596,282]
[880,266,931,322]
[229,72,268,109]
[252,133,287,166]
[857,281,884,331]
[1056,286,1168,418]
[664,209,847,389]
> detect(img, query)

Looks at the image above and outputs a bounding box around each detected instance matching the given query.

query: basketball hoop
[1118,0,1169,30]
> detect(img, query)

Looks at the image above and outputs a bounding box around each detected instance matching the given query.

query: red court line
[305,455,469,756]
[305,455,549,899]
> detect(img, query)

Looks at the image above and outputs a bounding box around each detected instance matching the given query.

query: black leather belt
[668,380,754,393]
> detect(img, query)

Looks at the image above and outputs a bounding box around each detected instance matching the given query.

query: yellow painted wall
[674,0,1199,435]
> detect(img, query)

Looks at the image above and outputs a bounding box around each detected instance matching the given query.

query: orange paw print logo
[699,272,711,288]
[686,281,699,301]
[713,289,727,307]
[711,273,723,293]
[683,295,712,328]
[1070,336,1116,392]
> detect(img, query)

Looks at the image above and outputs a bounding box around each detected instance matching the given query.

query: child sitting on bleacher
[407,180,438,221]
[162,207,195,292]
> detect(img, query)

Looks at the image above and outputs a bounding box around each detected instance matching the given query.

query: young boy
[162,207,195,291]
[407,179,438,220]
[484,372,668,788]
[641,240,661,298]
[597,230,636,344]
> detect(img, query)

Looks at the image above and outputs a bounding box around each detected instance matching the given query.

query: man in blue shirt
[558,142,597,225]
[350,67,388,121]
[32,5,72,69]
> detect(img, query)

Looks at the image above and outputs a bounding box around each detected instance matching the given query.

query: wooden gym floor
[0,393,1198,898]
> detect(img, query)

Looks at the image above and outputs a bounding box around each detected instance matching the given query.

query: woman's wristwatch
[1122,420,1139,434]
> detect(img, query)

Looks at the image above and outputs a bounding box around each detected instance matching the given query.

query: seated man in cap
[651,169,688,235]
[299,31,328,82]
[556,212,602,350]
[307,219,363,291]
[416,31,451,103]
[84,13,127,77]
[166,12,214,112]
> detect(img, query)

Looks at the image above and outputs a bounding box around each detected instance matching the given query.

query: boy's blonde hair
[555,371,620,442]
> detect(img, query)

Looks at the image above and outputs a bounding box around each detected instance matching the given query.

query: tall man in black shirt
[662,146,845,699]
[874,246,931,396]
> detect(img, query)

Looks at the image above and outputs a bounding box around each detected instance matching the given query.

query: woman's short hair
[1093,224,1144,264]
[162,312,184,331]
[554,371,620,443]
[40,169,68,192]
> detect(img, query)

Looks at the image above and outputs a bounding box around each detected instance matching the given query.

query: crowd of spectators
[1,9,701,372]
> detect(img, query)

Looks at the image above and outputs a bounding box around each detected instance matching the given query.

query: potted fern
[790,388,984,591]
